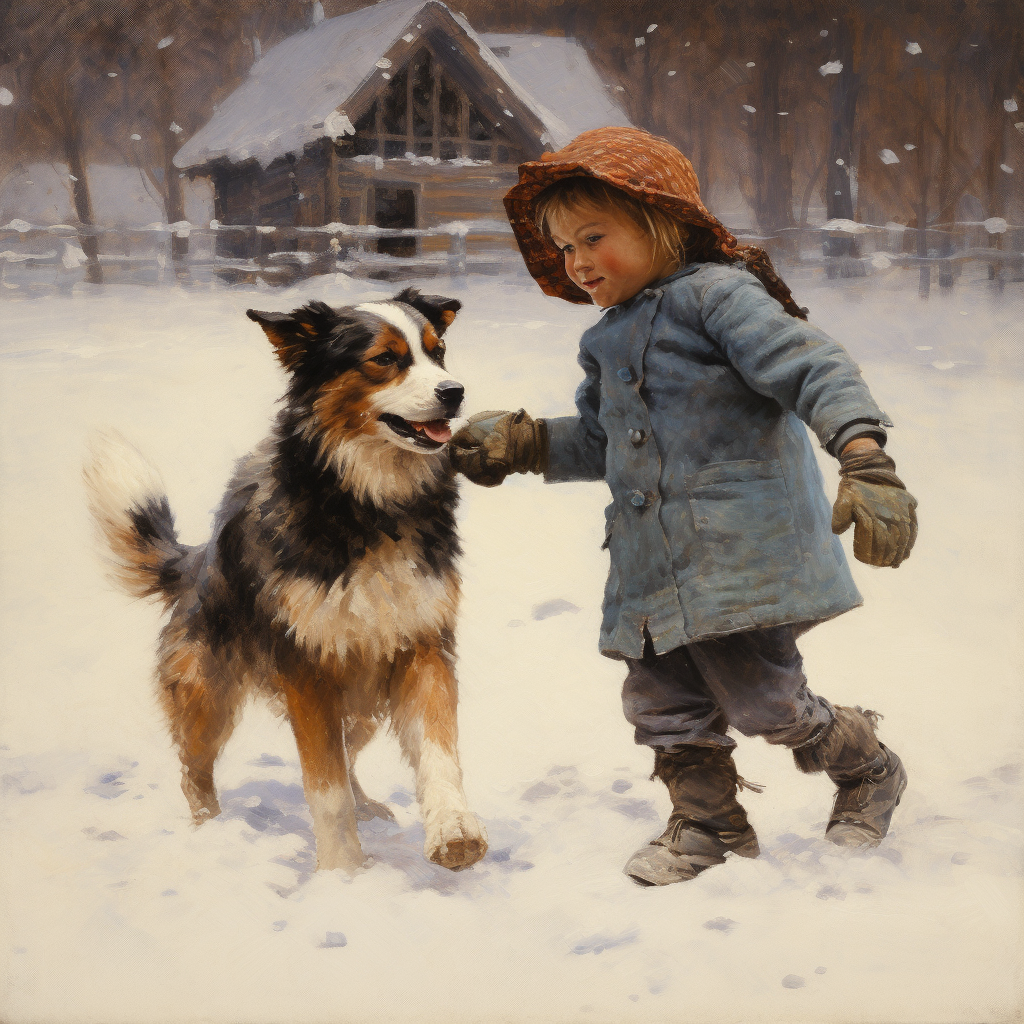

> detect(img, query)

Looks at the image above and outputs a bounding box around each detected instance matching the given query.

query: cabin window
[354,103,378,155]
[412,51,433,137]
[347,48,523,164]
[381,67,408,135]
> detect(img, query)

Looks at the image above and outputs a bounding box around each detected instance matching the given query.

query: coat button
[617,367,633,382]
[630,490,647,507]
[628,428,647,446]
[643,288,657,298]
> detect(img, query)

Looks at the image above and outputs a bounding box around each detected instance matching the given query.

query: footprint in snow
[531,599,581,620]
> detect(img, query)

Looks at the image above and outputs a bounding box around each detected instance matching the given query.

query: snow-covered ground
[1,266,1022,1024]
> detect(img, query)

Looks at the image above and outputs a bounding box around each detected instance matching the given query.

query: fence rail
[2,218,1021,292]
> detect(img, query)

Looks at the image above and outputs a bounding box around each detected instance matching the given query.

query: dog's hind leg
[343,715,397,823]
[280,667,367,874]
[391,642,488,871]
[158,639,241,825]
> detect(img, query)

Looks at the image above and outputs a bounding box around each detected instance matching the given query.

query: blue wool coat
[544,262,891,660]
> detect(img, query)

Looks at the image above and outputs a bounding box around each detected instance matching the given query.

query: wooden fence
[1,217,1021,292]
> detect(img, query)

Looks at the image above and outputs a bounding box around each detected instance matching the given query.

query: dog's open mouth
[379,413,452,448]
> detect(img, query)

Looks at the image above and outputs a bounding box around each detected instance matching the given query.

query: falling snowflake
[402,33,414,42]
[820,29,828,37]
[1001,164,1014,174]
[836,158,844,165]
[634,37,645,47]
[746,62,755,67]
[130,133,142,141]
[107,72,117,78]
[1004,99,1018,112]
[879,149,900,164]
[904,143,916,150]
[1015,122,1024,134]
[819,61,843,75]
[0,88,12,105]
[667,71,676,77]
[503,109,514,117]
[69,174,78,181]
[984,217,1007,234]
[742,105,756,113]
[376,58,392,69]
[157,36,173,49]
[906,42,922,54]
[169,122,182,134]
[647,23,657,32]
[777,111,789,115]
[381,73,391,80]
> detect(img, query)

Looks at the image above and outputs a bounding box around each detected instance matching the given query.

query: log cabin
[173,0,632,263]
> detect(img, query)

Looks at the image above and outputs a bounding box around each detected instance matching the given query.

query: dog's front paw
[425,811,488,870]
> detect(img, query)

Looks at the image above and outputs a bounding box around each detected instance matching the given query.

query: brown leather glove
[832,448,918,567]
[448,409,548,486]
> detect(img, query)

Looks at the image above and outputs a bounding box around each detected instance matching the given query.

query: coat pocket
[686,459,802,578]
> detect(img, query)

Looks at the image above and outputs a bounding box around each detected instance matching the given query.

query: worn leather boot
[793,705,907,848]
[624,746,760,886]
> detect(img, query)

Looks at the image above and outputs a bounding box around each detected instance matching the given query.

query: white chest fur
[272,534,458,663]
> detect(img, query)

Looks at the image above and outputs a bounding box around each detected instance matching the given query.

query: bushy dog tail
[84,430,187,607]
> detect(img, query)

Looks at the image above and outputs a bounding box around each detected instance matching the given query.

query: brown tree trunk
[915,121,930,298]
[157,44,189,263]
[749,54,794,235]
[64,124,103,284]
[824,12,861,259]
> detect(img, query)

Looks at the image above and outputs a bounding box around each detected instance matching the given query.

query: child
[450,128,918,887]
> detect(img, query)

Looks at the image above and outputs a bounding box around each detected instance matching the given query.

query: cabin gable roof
[174,0,631,172]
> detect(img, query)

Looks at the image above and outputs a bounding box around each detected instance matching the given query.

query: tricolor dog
[84,289,487,873]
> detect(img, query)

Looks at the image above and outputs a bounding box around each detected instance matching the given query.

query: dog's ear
[247,301,337,369]
[393,287,461,337]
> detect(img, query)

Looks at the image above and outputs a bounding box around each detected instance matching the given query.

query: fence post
[938,231,954,291]
[447,231,467,277]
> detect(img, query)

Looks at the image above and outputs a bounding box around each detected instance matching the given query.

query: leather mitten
[832,448,918,567]
[449,409,549,487]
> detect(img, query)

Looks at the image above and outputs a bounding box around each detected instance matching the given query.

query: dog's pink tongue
[414,420,452,443]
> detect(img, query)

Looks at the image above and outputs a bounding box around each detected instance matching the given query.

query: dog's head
[247,288,463,459]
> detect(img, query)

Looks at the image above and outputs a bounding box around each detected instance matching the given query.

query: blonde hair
[532,176,691,272]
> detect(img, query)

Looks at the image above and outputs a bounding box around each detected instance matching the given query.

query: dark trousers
[622,626,833,753]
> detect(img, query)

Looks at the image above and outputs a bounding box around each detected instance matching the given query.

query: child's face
[548,204,677,308]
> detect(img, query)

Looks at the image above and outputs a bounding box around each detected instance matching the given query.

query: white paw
[424,811,488,870]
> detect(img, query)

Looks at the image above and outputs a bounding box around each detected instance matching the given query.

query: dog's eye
[370,352,398,367]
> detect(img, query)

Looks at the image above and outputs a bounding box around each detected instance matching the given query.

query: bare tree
[4,0,123,282]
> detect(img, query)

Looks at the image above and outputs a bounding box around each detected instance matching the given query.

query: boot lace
[736,774,765,794]
[855,706,883,730]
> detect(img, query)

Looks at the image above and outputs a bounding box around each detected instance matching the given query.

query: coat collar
[600,262,706,319]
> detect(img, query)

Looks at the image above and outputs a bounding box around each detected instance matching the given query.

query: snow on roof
[477,33,632,147]
[175,0,427,170]
[174,0,630,171]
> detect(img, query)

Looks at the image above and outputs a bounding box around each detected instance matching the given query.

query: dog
[84,288,487,874]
